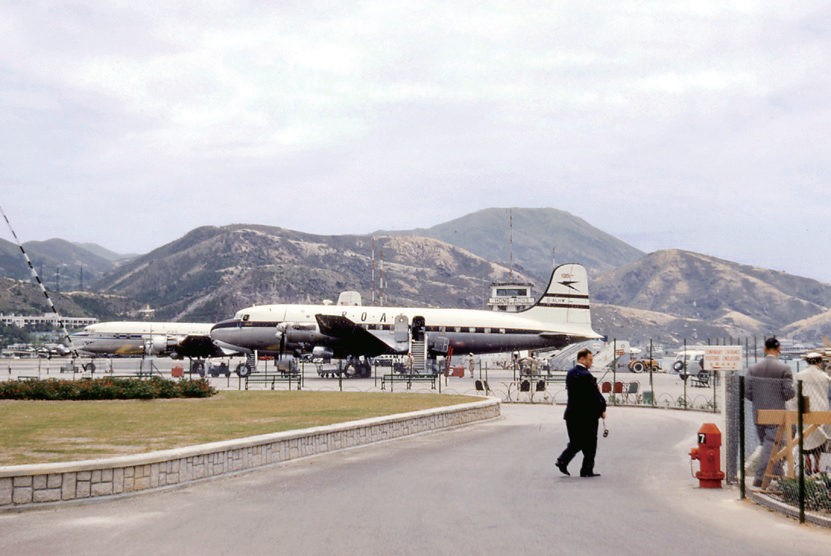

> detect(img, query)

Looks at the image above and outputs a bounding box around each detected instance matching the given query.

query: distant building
[0,313,98,328]
[487,282,535,312]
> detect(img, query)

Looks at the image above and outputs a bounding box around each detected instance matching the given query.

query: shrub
[0,377,217,401]
[779,474,831,512]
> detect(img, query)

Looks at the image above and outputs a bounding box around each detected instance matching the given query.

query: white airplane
[70,321,231,365]
[211,263,602,377]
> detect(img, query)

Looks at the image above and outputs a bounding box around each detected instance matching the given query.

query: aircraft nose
[210,319,239,342]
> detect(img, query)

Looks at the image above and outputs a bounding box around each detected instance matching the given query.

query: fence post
[612,338,617,406]
[712,366,718,414]
[649,338,654,407]
[739,375,745,499]
[798,380,805,524]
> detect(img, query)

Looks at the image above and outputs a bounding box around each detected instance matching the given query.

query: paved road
[1,406,829,555]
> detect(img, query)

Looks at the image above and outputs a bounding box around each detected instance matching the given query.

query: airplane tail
[522,263,598,333]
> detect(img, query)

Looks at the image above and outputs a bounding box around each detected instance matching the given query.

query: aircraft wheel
[236,363,252,377]
[192,361,205,376]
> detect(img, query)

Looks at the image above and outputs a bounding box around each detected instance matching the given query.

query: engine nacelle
[276,323,321,349]
[145,335,175,356]
[312,346,334,362]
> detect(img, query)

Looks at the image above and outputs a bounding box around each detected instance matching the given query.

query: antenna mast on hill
[509,209,514,282]
[371,237,375,306]
[380,249,384,306]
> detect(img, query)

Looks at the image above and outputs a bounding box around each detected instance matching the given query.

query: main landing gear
[344,356,372,378]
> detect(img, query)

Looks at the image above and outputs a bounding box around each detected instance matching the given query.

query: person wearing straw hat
[787,352,830,475]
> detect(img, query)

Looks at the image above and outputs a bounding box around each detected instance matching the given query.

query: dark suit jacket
[563,364,607,421]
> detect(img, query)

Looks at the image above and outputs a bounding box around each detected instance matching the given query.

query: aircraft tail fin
[522,263,598,333]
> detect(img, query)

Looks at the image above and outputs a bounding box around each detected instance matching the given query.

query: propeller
[276,323,288,360]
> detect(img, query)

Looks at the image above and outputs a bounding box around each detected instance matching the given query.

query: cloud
[1,1,830,282]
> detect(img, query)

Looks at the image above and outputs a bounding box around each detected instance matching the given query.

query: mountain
[376,207,645,280]
[6,209,830,347]
[0,238,120,290]
[592,249,831,337]
[92,224,536,322]
[781,310,831,343]
[0,277,139,321]
[73,242,139,263]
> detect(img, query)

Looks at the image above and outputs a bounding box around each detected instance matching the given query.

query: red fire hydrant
[689,423,725,488]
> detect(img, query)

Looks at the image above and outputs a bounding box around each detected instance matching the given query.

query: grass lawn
[0,391,474,466]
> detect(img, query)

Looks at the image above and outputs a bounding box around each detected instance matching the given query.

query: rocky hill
[781,310,831,343]
[377,207,644,280]
[0,277,139,321]
[0,238,125,289]
[92,225,535,322]
[5,208,831,346]
[592,250,831,338]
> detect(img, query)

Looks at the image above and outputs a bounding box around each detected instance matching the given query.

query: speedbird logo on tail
[559,279,578,291]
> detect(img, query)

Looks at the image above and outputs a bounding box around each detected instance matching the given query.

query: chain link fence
[726,372,831,523]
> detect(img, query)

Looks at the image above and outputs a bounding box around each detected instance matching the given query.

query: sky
[2,1,830,282]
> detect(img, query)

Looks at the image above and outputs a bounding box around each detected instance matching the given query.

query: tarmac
[1,403,830,556]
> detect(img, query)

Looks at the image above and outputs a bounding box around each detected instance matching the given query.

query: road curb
[747,487,831,528]
[0,397,500,512]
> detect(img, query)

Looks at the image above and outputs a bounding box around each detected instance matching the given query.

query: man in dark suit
[745,337,795,487]
[556,348,607,477]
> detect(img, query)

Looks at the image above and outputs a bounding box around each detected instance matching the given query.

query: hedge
[0,377,217,400]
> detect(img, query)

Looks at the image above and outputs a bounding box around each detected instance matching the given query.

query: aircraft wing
[178,334,234,358]
[538,333,577,350]
[315,314,405,357]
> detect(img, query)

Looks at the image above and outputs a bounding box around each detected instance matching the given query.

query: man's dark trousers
[560,416,599,475]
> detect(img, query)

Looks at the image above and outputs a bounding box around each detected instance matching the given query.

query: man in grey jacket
[745,337,795,487]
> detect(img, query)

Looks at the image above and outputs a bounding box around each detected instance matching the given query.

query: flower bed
[0,377,216,400]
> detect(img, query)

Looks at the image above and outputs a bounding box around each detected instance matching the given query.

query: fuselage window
[242,314,250,322]
[500,328,506,334]
[454,327,462,333]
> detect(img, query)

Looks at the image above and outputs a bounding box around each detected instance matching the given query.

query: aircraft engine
[311,346,334,361]
[145,335,174,356]
[276,323,320,350]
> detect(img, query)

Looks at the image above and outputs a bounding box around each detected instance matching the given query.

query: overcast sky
[2,1,830,282]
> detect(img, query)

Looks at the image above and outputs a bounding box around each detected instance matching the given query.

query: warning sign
[702,346,743,371]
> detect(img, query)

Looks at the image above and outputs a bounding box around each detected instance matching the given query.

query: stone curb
[0,398,500,511]
[747,487,831,528]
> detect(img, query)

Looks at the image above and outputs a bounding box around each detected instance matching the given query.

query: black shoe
[580,472,601,477]
[556,460,570,476]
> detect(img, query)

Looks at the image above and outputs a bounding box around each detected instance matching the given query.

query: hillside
[92,224,536,322]
[0,277,139,321]
[781,310,831,343]
[5,208,830,346]
[592,250,831,336]
[0,238,124,289]
[376,207,645,279]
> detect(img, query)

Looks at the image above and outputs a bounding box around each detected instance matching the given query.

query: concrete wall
[0,398,499,510]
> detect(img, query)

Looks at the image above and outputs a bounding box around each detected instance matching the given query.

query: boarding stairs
[411,338,428,373]
[548,341,593,371]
